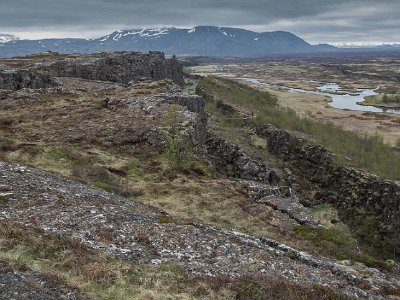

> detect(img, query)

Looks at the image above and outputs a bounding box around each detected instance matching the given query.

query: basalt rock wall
[0,69,56,90]
[256,124,400,258]
[46,52,184,85]
[206,134,280,185]
[0,52,184,90]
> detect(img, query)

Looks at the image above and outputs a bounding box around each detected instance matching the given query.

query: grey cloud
[1,0,399,43]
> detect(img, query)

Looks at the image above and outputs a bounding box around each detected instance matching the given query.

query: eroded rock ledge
[0,51,183,90]
[256,124,400,258]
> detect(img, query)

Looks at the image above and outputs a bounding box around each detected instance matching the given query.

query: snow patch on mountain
[0,34,19,44]
[103,27,172,42]
[139,27,170,38]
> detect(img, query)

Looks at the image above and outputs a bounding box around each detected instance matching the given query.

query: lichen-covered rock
[0,260,89,300]
[1,161,399,299]
[256,124,400,258]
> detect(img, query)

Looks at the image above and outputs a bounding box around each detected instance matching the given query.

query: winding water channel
[235,78,400,115]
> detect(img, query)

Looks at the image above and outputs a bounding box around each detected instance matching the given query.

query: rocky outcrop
[0,69,56,90]
[0,52,184,90]
[1,161,400,299]
[46,52,183,85]
[256,124,400,258]
[172,94,205,114]
[206,134,280,184]
[171,94,207,145]
[204,134,319,228]
[0,260,88,300]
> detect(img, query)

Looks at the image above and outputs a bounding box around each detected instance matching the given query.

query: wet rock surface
[1,161,400,299]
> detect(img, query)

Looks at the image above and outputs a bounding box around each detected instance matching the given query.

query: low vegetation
[362,93,400,107]
[0,221,351,300]
[293,225,355,260]
[198,77,400,180]
[0,221,235,299]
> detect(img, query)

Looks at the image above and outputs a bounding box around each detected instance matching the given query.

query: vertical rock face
[46,52,184,85]
[0,51,184,90]
[0,69,55,90]
[172,94,208,146]
[256,124,400,258]
[205,134,279,184]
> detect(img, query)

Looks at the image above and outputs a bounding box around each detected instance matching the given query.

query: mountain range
[0,26,336,58]
[1,26,399,58]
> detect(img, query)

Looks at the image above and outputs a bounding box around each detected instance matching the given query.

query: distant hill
[0,26,337,58]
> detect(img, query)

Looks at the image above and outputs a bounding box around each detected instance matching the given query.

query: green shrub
[352,253,394,271]
[164,131,193,171]
[352,215,399,260]
[382,93,389,103]
[161,105,193,171]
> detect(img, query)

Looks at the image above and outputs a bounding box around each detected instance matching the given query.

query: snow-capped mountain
[90,26,322,56]
[0,34,19,44]
[1,26,338,58]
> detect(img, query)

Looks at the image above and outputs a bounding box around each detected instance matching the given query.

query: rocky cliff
[0,69,55,90]
[256,124,400,258]
[0,51,183,90]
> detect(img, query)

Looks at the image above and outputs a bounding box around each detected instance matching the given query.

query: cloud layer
[1,0,399,43]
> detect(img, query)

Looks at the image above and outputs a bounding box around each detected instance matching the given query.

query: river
[235,78,400,115]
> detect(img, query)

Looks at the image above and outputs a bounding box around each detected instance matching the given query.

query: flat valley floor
[189,54,400,146]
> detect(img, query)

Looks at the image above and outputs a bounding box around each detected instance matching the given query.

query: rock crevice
[256,124,400,257]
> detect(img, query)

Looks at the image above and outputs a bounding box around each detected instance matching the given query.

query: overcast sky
[1,0,399,44]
